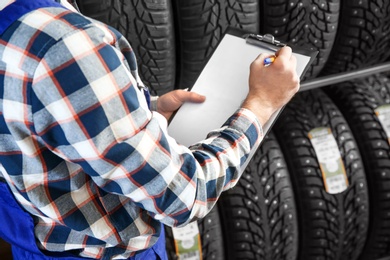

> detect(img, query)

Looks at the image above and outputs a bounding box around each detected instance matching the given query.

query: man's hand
[242,46,300,126]
[157,89,206,120]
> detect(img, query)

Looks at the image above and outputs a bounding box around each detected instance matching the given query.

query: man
[0,0,299,259]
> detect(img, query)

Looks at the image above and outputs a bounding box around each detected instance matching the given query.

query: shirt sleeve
[31,23,263,227]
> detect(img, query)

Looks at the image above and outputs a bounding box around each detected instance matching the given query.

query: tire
[173,0,259,89]
[197,206,225,260]
[273,89,370,260]
[76,0,120,24]
[165,225,177,260]
[165,205,225,260]
[218,132,298,260]
[323,74,390,260]
[321,0,390,75]
[259,0,340,79]
[77,0,176,95]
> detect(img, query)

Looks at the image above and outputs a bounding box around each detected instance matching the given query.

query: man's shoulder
[19,7,94,41]
[4,7,116,62]
[1,7,115,76]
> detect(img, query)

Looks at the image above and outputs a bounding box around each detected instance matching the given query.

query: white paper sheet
[168,34,311,149]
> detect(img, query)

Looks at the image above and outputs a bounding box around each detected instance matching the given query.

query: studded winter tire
[218,132,298,260]
[321,0,390,75]
[273,89,370,260]
[165,205,225,260]
[324,74,390,260]
[259,0,340,79]
[77,0,176,95]
[173,0,260,90]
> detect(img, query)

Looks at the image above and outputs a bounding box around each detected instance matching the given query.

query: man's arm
[31,22,297,227]
[242,47,299,126]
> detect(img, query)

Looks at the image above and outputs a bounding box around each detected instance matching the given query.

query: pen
[264,56,275,66]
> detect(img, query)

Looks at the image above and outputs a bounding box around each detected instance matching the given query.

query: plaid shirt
[0,2,263,259]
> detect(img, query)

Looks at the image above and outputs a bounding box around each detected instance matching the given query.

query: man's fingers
[251,53,273,69]
[188,92,206,103]
[256,53,270,61]
[275,46,293,63]
[290,54,298,72]
[176,90,206,103]
[276,46,293,57]
[252,47,293,69]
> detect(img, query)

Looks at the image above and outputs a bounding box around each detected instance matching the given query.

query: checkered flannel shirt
[0,3,263,259]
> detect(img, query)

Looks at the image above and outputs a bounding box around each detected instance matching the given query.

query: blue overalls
[0,0,165,259]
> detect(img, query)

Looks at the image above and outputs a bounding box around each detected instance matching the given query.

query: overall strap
[0,0,63,35]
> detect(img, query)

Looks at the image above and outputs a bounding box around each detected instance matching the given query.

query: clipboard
[168,28,318,168]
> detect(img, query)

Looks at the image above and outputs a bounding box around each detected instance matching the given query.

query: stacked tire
[321,0,390,75]
[218,132,298,260]
[173,0,260,89]
[324,74,390,260]
[273,89,370,260]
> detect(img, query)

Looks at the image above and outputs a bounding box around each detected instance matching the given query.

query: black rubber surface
[173,0,260,90]
[259,0,340,79]
[78,0,176,95]
[323,74,390,260]
[218,132,298,260]
[76,0,118,23]
[273,89,370,260]
[321,0,390,75]
[165,205,225,260]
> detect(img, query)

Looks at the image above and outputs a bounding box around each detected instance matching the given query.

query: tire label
[308,127,349,194]
[375,104,390,143]
[172,222,202,260]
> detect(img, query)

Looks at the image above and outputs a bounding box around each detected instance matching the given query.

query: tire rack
[300,62,390,92]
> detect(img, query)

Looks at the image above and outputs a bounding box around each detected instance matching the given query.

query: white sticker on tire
[375,104,390,144]
[308,127,349,194]
[172,222,202,260]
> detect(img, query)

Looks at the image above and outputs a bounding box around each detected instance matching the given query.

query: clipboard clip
[245,33,286,51]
